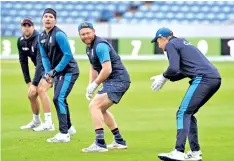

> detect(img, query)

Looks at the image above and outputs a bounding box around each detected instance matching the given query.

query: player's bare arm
[89,65,98,83]
[94,61,112,85]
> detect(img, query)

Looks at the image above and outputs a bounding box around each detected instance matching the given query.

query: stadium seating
[1,1,234,36]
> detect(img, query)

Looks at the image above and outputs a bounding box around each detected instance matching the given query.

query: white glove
[86,92,92,102]
[150,74,167,91]
[86,81,99,101]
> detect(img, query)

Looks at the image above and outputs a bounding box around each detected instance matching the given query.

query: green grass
[1,60,234,161]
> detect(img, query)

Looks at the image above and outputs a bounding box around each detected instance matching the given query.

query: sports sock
[44,112,52,124]
[33,114,41,123]
[111,128,124,143]
[95,128,106,146]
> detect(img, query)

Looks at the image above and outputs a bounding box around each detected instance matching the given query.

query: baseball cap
[151,27,173,43]
[21,18,34,26]
[78,22,94,31]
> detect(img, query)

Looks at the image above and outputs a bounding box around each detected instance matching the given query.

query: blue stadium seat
[1,1,234,36]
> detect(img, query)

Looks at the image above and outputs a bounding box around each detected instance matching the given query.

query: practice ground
[1,60,234,161]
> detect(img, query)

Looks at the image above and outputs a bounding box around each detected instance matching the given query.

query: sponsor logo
[41,39,46,43]
[22,47,29,51]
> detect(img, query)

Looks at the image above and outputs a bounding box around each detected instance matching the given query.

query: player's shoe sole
[32,123,55,131]
[82,148,108,153]
[185,159,202,161]
[107,141,127,150]
[158,156,185,161]
[107,145,127,150]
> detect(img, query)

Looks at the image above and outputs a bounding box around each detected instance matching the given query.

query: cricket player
[78,22,130,152]
[18,18,54,131]
[150,28,221,161]
[38,8,79,142]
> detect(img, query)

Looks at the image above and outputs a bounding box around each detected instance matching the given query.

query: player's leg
[20,87,41,129]
[103,82,130,149]
[103,110,127,150]
[82,93,111,152]
[60,73,78,136]
[64,99,76,136]
[82,81,130,152]
[102,92,128,149]
[47,73,77,143]
[176,77,220,152]
[158,77,203,161]
[158,77,220,161]
[176,78,220,151]
[33,79,54,131]
[186,78,221,160]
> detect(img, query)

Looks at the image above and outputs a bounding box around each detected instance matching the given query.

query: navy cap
[78,22,94,31]
[21,18,34,26]
[151,27,173,43]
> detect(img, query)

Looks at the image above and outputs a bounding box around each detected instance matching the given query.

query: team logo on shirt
[87,49,94,57]
[41,39,46,43]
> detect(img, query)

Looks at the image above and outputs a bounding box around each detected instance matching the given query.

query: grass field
[1,60,234,161]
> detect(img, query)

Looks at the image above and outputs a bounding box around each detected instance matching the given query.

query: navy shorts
[98,81,130,104]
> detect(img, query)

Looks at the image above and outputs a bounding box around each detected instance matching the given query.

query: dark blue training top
[163,37,221,81]
[17,30,44,86]
[38,26,79,75]
[86,36,130,83]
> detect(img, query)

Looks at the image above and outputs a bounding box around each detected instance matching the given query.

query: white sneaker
[82,142,108,153]
[107,141,127,150]
[32,122,55,131]
[185,150,202,161]
[20,121,41,130]
[68,126,76,136]
[158,149,185,161]
[47,133,70,143]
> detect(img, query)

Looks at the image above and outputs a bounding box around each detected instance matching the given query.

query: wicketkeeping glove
[150,74,167,91]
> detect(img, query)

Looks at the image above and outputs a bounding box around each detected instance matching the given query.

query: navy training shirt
[86,36,130,83]
[38,26,79,75]
[163,37,221,81]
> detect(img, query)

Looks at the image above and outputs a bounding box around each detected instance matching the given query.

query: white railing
[1,55,234,62]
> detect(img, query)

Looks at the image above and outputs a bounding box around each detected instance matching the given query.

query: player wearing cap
[18,18,54,131]
[38,8,79,142]
[78,22,130,152]
[150,28,221,161]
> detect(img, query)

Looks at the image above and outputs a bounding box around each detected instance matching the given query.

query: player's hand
[28,85,37,98]
[150,74,167,91]
[86,92,92,102]
[27,82,32,87]
[45,69,57,84]
[46,76,54,84]
[86,81,99,101]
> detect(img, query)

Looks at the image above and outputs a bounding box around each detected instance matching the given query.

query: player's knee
[101,107,107,113]
[176,109,183,116]
[89,101,101,111]
[89,102,95,110]
[28,93,37,100]
[37,86,45,95]
[53,96,59,104]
